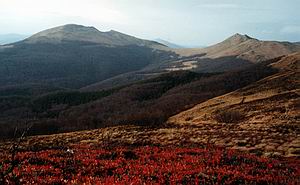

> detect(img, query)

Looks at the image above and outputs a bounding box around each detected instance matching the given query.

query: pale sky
[0,0,299,46]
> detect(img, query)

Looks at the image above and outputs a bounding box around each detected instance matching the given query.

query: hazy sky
[0,0,299,46]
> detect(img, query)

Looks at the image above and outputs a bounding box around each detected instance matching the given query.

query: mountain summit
[175,33,300,63]
[224,33,254,45]
[24,24,165,48]
[25,24,101,44]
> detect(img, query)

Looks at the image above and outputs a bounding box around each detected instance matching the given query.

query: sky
[0,0,299,46]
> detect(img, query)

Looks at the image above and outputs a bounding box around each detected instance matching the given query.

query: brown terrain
[163,34,300,74]
[174,34,300,62]
[1,53,299,158]
[168,52,300,157]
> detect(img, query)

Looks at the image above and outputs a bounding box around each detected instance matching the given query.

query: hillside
[168,52,300,157]
[0,24,172,89]
[0,57,280,139]
[1,54,299,183]
[7,53,293,156]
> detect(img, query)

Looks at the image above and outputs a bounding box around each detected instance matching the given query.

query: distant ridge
[24,24,166,49]
[0,24,171,88]
[155,38,184,48]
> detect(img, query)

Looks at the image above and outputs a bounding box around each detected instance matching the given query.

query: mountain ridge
[0,24,172,89]
[154,38,183,48]
[174,33,300,62]
[1,24,299,92]
[82,33,300,91]
[23,24,166,49]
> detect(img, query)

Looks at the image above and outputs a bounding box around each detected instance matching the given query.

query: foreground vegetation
[1,144,299,184]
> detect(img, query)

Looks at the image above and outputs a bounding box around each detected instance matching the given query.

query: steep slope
[168,52,300,156]
[0,24,172,89]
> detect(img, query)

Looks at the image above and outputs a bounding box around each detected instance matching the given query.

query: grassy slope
[168,52,300,157]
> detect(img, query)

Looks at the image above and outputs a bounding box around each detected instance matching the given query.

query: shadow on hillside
[0,56,282,140]
[194,56,253,73]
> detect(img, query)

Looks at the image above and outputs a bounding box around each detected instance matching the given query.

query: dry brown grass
[213,109,245,123]
[168,53,300,157]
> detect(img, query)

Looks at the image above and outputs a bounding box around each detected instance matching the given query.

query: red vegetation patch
[1,145,299,184]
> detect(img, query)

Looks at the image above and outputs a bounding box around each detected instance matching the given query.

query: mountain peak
[230,33,253,40]
[36,24,100,35]
[222,33,254,46]
[57,24,99,32]
[24,24,102,44]
[232,33,252,38]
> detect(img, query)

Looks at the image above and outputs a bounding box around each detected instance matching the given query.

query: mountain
[0,33,28,45]
[155,39,184,48]
[83,33,300,91]
[2,27,298,92]
[153,33,300,73]
[0,24,172,89]
[168,52,300,156]
[25,24,166,48]
[174,33,300,62]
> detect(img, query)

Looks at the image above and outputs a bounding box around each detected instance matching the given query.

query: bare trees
[0,123,32,184]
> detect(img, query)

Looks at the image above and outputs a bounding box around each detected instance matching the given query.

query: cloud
[280,25,300,34]
[197,3,239,9]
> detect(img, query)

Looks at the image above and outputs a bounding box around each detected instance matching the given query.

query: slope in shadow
[0,56,282,139]
[0,41,173,89]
